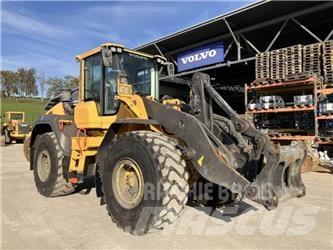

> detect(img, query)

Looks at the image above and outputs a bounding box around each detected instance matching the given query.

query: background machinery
[2,111,30,144]
[26,43,306,235]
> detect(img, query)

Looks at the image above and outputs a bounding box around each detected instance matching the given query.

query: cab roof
[6,111,24,114]
[75,42,165,61]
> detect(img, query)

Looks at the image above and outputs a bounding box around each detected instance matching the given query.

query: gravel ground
[1,144,332,249]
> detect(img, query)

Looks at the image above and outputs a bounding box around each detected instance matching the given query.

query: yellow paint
[8,132,27,139]
[72,136,103,151]
[198,155,205,167]
[69,136,104,173]
[45,103,66,115]
[162,98,183,111]
[115,94,148,119]
[79,60,85,101]
[74,101,117,129]
[5,111,25,122]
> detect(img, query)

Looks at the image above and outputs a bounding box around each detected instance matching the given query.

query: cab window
[10,113,23,120]
[104,61,120,114]
[84,54,101,103]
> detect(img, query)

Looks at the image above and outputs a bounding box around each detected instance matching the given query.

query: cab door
[74,53,118,129]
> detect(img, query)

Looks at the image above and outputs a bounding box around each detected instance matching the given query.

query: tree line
[0,68,37,97]
[0,68,79,99]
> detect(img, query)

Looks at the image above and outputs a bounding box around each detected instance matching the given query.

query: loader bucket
[245,141,306,210]
[187,72,307,210]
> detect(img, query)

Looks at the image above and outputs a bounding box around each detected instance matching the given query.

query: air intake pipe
[60,89,74,115]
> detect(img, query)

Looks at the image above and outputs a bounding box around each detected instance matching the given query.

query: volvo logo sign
[180,50,217,64]
[177,42,224,72]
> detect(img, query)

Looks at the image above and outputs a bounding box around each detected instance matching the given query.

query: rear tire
[32,132,74,197]
[100,131,189,235]
[23,136,31,161]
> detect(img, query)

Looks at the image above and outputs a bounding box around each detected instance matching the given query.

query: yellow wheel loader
[26,43,306,235]
[2,111,30,144]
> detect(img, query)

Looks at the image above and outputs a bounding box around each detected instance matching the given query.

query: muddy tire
[100,131,189,235]
[4,129,12,145]
[23,136,31,162]
[32,132,74,197]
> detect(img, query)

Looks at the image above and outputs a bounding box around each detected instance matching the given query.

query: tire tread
[100,131,189,235]
[35,132,74,197]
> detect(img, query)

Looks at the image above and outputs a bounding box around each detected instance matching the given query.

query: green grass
[1,98,48,125]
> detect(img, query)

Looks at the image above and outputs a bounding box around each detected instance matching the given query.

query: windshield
[116,52,155,94]
[10,113,23,120]
[104,52,158,114]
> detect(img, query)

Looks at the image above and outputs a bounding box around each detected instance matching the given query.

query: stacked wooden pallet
[270,49,285,80]
[323,40,333,84]
[285,45,303,77]
[255,52,270,80]
[303,42,321,76]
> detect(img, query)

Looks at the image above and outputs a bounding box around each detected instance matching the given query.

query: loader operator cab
[5,112,24,122]
[77,43,165,116]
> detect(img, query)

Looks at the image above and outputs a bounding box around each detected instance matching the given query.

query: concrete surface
[1,144,332,249]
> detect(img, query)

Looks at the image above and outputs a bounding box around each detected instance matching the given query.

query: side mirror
[102,47,113,67]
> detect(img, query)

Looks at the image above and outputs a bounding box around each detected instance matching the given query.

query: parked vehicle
[26,43,306,235]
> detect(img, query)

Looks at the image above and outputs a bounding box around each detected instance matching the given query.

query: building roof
[136,1,333,58]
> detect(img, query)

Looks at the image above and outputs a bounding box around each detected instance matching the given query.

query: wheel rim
[37,149,51,182]
[112,158,144,209]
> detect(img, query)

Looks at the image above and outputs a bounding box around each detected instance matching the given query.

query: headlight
[110,47,122,53]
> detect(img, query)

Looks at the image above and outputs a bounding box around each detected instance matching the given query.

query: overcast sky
[1,1,252,78]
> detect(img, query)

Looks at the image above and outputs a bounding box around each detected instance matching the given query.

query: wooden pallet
[284,72,316,81]
[285,45,303,75]
[303,42,322,75]
[270,49,286,79]
[323,40,333,84]
[324,75,333,84]
[255,52,270,79]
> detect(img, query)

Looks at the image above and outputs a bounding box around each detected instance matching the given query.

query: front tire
[32,132,74,197]
[100,131,189,235]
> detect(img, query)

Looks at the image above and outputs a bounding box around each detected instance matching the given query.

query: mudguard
[96,118,160,165]
[30,114,77,157]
